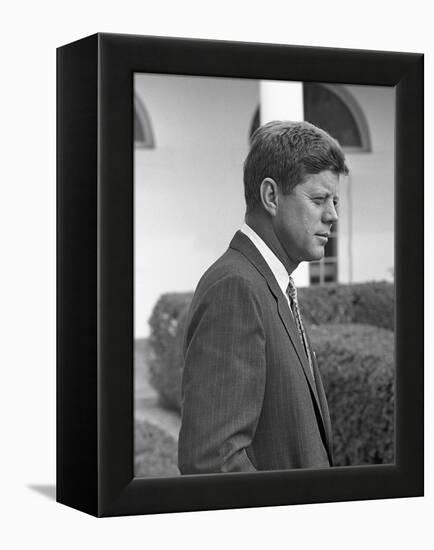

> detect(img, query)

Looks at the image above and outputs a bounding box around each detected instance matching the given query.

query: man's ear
[260,178,279,216]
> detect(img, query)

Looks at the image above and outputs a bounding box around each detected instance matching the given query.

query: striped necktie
[286,277,314,379]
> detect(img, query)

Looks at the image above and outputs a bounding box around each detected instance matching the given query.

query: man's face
[273,170,340,269]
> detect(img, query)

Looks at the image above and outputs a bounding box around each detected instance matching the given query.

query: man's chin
[308,247,326,261]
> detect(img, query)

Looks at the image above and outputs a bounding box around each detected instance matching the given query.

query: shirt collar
[240,223,289,297]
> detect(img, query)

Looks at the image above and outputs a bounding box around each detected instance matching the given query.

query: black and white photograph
[4,0,431,545]
[133,74,395,478]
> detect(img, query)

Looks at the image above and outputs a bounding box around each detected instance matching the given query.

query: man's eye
[313,197,325,204]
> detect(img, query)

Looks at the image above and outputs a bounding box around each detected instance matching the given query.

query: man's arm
[178,275,266,474]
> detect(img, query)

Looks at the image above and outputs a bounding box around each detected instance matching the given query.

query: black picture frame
[56,32,424,517]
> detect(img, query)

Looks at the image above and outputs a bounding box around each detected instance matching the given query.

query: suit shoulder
[188,249,265,318]
[197,247,260,289]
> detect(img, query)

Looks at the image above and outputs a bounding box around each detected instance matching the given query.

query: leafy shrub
[146,283,395,466]
[134,420,179,477]
[147,282,393,409]
[310,324,394,466]
[298,282,394,330]
[148,293,192,410]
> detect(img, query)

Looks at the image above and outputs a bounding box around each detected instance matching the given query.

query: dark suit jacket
[178,231,333,474]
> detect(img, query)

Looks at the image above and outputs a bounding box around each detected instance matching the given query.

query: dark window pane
[325,236,337,258]
[323,261,338,283]
[249,84,366,149]
[309,262,321,285]
[303,83,362,147]
[249,106,260,144]
[134,105,145,142]
[134,94,155,148]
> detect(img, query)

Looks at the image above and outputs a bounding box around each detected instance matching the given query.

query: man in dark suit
[178,120,349,474]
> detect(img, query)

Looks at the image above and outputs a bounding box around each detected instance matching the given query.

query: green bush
[148,293,192,410]
[310,324,394,466]
[146,283,395,466]
[134,420,179,477]
[147,282,394,410]
[298,282,394,330]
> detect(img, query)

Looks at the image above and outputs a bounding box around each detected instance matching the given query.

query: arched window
[134,94,155,149]
[309,221,339,286]
[249,83,371,152]
[302,84,368,284]
[303,83,371,152]
[249,83,369,286]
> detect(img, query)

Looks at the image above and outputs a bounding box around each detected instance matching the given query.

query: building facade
[134,74,394,337]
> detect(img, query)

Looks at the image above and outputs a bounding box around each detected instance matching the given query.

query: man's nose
[324,201,338,223]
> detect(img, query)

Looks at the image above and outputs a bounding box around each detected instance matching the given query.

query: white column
[259,80,309,287]
[260,80,304,123]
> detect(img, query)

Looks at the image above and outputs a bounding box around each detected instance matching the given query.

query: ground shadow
[27,484,56,500]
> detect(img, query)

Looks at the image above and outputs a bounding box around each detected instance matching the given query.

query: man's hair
[243,120,349,211]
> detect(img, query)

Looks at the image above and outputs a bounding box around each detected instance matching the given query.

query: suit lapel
[275,292,316,388]
[305,332,334,464]
[229,231,327,435]
[275,292,333,462]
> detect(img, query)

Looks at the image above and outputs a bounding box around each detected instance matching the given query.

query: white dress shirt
[240,223,314,377]
[240,223,292,309]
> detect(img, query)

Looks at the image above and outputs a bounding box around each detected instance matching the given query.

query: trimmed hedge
[147,282,394,410]
[148,293,192,410]
[134,420,179,477]
[309,324,394,466]
[146,283,395,465]
[298,282,394,330]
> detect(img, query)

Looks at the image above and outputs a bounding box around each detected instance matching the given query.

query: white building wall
[134,76,395,338]
[338,84,395,284]
[134,74,259,338]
